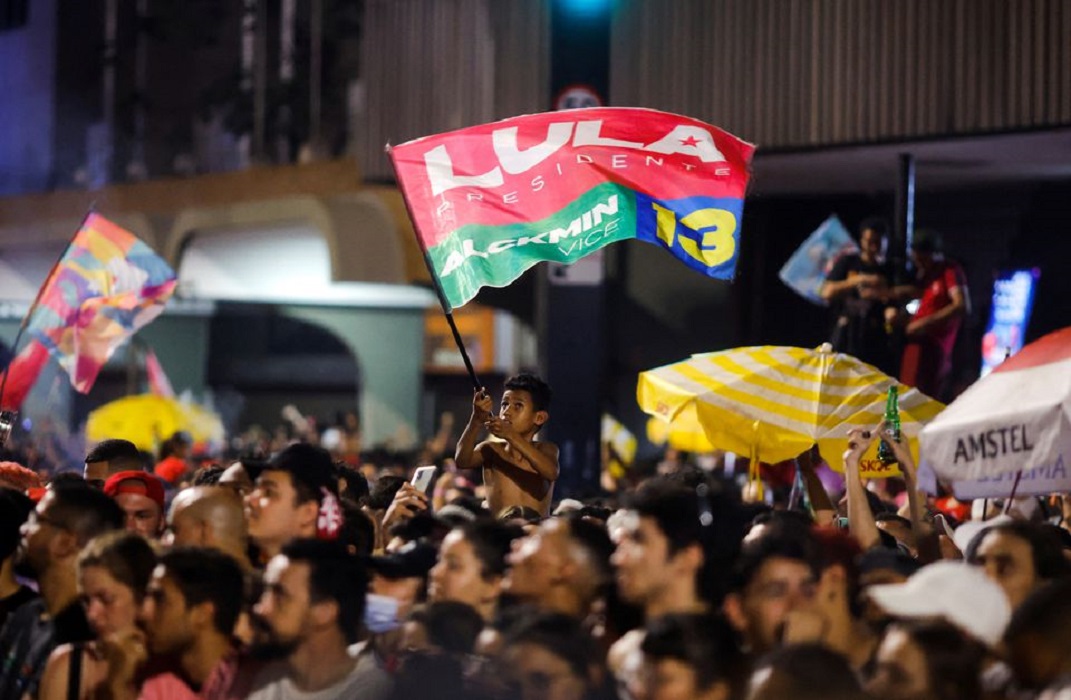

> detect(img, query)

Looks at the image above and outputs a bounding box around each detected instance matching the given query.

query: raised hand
[843,425,881,470]
[878,421,916,480]
[484,415,519,442]
[472,389,493,422]
[843,425,884,550]
[382,482,430,532]
[97,628,149,700]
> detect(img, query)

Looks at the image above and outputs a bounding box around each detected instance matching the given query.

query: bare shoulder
[45,643,75,667]
[535,439,560,457]
[39,645,75,700]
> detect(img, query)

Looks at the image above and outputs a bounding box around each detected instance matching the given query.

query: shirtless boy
[455,373,560,517]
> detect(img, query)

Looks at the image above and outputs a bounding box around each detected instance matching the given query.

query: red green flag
[389,107,755,311]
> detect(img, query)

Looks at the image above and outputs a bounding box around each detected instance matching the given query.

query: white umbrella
[921,326,1071,491]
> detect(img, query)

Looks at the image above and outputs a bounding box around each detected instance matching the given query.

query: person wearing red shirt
[154,431,192,485]
[897,229,969,400]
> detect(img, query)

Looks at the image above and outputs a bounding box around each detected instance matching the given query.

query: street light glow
[557,0,612,19]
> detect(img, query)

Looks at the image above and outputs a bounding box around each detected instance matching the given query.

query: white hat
[867,561,1011,647]
[952,514,1013,554]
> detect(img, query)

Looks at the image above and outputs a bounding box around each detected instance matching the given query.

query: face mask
[364,593,401,634]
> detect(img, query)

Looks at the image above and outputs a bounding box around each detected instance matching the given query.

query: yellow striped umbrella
[638,344,945,476]
[645,408,716,453]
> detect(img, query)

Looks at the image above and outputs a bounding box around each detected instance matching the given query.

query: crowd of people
[0,370,1069,700]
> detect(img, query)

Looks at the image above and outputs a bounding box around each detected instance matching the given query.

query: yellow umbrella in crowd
[638,343,946,477]
[86,394,225,453]
[645,404,716,453]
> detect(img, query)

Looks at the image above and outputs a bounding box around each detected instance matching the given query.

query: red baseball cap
[103,471,166,511]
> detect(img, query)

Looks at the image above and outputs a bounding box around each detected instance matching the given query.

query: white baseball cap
[867,561,1011,647]
[952,514,1013,554]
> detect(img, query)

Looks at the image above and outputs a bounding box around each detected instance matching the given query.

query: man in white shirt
[246,539,372,700]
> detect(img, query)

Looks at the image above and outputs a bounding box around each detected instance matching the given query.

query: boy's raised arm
[510,436,560,482]
[485,414,560,482]
[455,388,492,471]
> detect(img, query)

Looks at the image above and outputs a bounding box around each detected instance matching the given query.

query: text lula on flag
[389,108,755,310]
[26,213,177,393]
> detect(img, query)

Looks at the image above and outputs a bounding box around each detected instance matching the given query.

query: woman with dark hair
[428,520,524,621]
[38,531,156,700]
[966,519,1071,609]
[865,620,986,700]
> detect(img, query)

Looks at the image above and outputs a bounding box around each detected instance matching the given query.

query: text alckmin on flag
[389,108,754,310]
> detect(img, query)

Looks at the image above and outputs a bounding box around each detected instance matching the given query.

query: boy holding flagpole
[455,373,560,517]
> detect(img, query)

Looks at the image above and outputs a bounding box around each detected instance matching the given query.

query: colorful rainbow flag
[26,214,177,393]
[389,108,754,310]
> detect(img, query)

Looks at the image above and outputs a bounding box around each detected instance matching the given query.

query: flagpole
[385,145,483,392]
[0,210,92,409]
[1003,470,1024,514]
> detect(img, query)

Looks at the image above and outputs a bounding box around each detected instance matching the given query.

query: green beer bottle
[877,385,900,465]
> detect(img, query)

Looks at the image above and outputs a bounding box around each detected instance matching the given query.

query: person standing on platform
[821,218,897,374]
[895,229,969,400]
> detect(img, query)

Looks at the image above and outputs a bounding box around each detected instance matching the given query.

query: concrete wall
[282,305,425,449]
[135,314,211,397]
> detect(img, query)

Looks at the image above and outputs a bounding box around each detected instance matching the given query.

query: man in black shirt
[0,485,123,698]
[0,489,37,630]
[821,218,896,374]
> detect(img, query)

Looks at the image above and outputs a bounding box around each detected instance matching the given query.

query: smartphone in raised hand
[410,466,438,495]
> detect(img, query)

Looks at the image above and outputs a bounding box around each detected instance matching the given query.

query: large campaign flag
[25,214,177,393]
[389,108,754,310]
